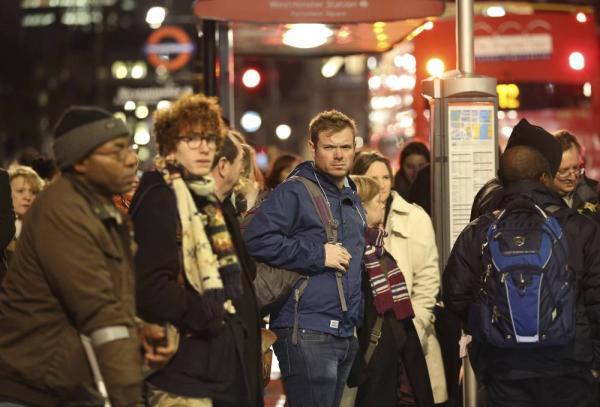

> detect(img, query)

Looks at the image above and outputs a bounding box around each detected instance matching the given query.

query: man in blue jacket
[244,110,366,407]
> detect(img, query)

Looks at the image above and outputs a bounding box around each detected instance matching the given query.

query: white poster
[447,102,496,247]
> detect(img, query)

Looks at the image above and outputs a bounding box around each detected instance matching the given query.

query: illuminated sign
[144,26,194,72]
[193,0,445,23]
[475,34,553,61]
[113,86,193,104]
[497,84,520,109]
[21,0,117,8]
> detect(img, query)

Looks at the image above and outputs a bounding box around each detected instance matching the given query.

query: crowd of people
[0,92,598,407]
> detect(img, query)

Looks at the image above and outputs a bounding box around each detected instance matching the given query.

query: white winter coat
[384,192,448,404]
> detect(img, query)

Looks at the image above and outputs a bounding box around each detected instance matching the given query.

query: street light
[146,7,166,29]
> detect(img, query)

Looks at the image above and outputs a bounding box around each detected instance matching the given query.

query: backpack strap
[292,176,348,313]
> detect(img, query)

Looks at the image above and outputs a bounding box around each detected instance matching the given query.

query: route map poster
[447,102,496,247]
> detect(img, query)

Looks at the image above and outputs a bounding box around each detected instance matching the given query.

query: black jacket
[0,169,15,280]
[444,181,600,381]
[221,196,264,407]
[470,175,600,221]
[469,177,503,221]
[348,267,434,407]
[130,171,249,403]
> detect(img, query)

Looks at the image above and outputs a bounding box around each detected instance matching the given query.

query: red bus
[411,3,600,178]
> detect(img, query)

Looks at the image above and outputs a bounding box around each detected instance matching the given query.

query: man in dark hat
[444,145,600,406]
[0,106,158,405]
[470,118,563,220]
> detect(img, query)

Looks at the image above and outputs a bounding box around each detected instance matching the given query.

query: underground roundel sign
[145,26,194,72]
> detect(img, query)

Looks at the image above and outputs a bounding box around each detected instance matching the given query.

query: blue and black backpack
[469,198,576,348]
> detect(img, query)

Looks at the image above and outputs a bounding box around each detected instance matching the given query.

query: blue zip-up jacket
[244,161,366,337]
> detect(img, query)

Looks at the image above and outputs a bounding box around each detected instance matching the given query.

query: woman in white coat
[352,151,448,405]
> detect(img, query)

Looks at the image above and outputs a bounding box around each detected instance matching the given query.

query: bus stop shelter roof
[193,0,446,55]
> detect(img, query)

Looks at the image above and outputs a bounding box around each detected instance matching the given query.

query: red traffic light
[242,68,261,88]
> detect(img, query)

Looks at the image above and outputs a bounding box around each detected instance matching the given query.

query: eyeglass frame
[92,141,136,162]
[555,165,584,179]
[178,133,219,149]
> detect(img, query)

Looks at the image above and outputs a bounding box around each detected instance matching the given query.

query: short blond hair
[350,175,380,204]
[8,165,44,193]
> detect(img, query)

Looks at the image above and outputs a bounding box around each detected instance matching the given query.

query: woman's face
[403,153,428,184]
[278,160,301,184]
[365,161,392,202]
[11,176,38,218]
[363,195,385,228]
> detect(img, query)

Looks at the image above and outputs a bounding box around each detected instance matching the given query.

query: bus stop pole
[457,0,474,75]
[456,1,479,407]
[202,19,217,97]
[217,22,235,125]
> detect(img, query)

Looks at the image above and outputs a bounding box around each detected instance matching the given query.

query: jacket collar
[386,191,412,238]
[389,190,413,214]
[63,173,124,224]
[500,180,567,210]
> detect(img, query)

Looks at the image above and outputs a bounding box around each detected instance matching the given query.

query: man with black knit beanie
[470,119,563,220]
[0,106,150,405]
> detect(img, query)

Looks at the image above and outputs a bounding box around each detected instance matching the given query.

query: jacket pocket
[177,328,237,383]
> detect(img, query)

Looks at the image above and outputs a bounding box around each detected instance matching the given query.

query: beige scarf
[170,173,224,294]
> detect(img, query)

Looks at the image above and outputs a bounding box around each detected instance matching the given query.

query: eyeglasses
[179,133,219,149]
[93,144,135,161]
[556,165,584,179]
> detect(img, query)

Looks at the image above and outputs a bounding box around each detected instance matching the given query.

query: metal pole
[463,353,478,407]
[202,19,217,96]
[457,2,478,406]
[456,0,474,75]
[217,22,235,126]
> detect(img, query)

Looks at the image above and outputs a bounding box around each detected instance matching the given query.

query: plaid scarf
[364,227,414,320]
[162,163,242,316]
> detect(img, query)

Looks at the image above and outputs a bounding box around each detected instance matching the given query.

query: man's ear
[217,157,230,177]
[73,158,89,175]
[308,140,316,160]
[540,172,553,188]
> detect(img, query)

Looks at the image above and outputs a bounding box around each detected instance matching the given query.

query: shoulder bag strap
[296,176,338,242]
[295,176,347,312]
[364,316,384,364]
[364,257,392,364]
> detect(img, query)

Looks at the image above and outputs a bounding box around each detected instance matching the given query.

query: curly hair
[153,93,225,156]
[309,110,356,145]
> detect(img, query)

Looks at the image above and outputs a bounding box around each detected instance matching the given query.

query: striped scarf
[364,227,414,320]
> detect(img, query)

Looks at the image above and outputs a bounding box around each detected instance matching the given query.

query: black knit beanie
[505,119,562,177]
[53,106,130,169]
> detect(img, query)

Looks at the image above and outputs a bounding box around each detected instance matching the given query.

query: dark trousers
[273,328,358,407]
[486,373,597,407]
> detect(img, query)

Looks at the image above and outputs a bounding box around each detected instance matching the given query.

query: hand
[324,243,351,272]
[140,324,177,369]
